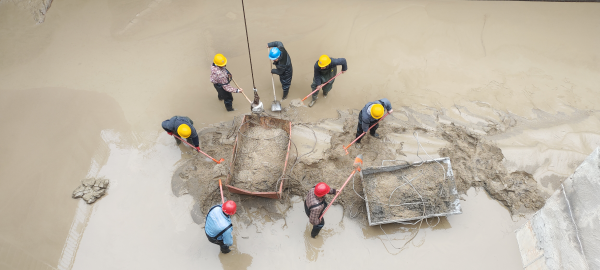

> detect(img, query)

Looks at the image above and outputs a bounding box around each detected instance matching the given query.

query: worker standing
[267,41,293,100]
[161,116,200,150]
[355,98,393,148]
[309,55,347,107]
[210,54,244,112]
[304,182,337,238]
[205,200,237,254]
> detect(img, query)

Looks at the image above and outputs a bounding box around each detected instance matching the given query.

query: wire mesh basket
[225,114,292,199]
[361,157,462,226]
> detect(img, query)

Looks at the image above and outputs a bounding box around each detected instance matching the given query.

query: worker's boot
[282,91,288,100]
[220,245,231,254]
[175,137,181,145]
[355,142,361,149]
[370,133,380,139]
[309,98,317,108]
[311,224,324,238]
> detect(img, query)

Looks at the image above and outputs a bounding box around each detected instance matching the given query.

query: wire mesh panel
[362,158,461,226]
[226,114,292,199]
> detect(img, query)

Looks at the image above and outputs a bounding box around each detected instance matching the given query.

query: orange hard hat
[222,200,237,215]
[314,182,330,197]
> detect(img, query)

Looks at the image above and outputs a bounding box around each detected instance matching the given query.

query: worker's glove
[195,146,201,151]
[388,109,393,114]
[228,74,232,80]
[167,132,173,135]
[271,69,278,74]
[330,188,337,195]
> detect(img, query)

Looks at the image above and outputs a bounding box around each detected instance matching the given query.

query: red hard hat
[222,200,237,215]
[314,182,330,197]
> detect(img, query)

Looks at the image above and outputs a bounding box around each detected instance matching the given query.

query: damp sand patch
[232,126,289,192]
[362,159,460,225]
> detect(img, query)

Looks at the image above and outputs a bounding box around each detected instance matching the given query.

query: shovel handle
[219,179,225,204]
[301,72,343,102]
[231,79,253,104]
[343,112,391,154]
[269,48,277,100]
[173,134,224,164]
[319,169,356,220]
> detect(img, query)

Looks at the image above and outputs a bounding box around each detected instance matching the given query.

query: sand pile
[172,107,546,225]
[232,126,288,192]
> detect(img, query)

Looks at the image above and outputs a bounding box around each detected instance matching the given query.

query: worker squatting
[161,43,393,254]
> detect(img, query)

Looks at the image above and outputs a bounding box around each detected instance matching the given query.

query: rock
[72,186,85,198]
[72,178,110,204]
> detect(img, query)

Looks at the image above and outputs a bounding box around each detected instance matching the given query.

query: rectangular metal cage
[361,157,462,226]
[225,114,292,199]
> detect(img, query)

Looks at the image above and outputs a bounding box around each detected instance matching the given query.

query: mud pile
[233,126,288,192]
[172,106,545,225]
[364,162,452,223]
[72,178,109,204]
[438,124,544,214]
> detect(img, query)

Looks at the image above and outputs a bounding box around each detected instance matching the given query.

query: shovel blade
[271,101,282,112]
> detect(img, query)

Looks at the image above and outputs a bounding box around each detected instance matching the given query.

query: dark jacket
[360,98,392,132]
[267,41,292,75]
[313,58,347,85]
[161,116,199,147]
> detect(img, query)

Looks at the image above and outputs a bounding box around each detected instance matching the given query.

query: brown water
[1,0,599,269]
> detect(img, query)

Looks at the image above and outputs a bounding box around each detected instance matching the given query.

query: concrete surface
[516,147,600,269]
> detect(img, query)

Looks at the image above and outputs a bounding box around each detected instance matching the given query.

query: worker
[210,54,244,112]
[355,98,393,148]
[267,41,293,100]
[161,116,200,150]
[205,200,237,254]
[308,55,347,107]
[304,182,337,238]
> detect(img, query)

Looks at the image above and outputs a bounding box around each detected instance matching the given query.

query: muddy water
[1,0,599,269]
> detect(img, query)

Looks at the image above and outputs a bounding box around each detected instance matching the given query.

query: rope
[241,0,256,89]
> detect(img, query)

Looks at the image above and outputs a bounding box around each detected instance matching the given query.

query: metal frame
[225,114,292,199]
[362,157,462,226]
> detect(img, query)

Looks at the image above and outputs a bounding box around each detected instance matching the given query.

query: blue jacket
[360,98,392,131]
[161,116,199,147]
[205,205,233,246]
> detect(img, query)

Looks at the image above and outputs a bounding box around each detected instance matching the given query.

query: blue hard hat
[268,47,281,60]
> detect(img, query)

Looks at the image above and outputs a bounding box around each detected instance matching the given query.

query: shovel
[319,155,363,220]
[173,134,225,164]
[269,51,282,112]
[343,112,391,154]
[231,79,252,104]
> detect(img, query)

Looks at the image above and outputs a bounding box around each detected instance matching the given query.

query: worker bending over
[267,41,293,100]
[161,116,200,151]
[210,54,244,111]
[305,182,337,238]
[205,200,237,254]
[355,99,393,148]
[309,55,347,107]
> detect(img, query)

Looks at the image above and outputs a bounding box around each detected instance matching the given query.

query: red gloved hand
[195,146,200,151]
[167,132,173,135]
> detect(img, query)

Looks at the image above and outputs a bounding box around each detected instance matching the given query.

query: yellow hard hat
[318,55,331,67]
[214,54,227,67]
[177,124,192,138]
[371,104,384,119]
